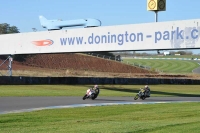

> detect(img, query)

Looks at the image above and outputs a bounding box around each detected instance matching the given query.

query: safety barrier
[0,76,200,85]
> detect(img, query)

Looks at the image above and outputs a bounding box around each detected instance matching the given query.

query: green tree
[0,23,19,34]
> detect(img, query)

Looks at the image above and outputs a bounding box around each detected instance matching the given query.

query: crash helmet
[94,85,98,88]
[145,85,148,88]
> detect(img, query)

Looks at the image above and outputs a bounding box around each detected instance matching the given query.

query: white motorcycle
[82,88,100,100]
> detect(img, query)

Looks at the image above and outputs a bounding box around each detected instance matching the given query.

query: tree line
[0,23,19,34]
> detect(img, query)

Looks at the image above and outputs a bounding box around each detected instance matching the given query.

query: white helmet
[145,85,148,88]
[94,85,98,88]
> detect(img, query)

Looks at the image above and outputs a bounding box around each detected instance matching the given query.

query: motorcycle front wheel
[134,94,139,100]
[82,94,87,100]
[91,94,95,100]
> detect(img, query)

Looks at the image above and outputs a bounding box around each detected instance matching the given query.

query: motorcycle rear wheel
[91,94,95,100]
[141,96,146,100]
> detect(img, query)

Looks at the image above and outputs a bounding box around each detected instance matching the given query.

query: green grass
[0,85,200,97]
[0,85,199,132]
[139,55,200,59]
[0,102,200,133]
[123,59,199,73]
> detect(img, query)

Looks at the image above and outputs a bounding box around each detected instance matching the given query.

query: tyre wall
[0,76,200,85]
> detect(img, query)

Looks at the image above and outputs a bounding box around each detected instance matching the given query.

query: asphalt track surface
[192,61,200,73]
[0,96,199,114]
[193,66,200,73]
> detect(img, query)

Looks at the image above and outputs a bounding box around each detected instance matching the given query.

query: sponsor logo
[32,39,54,46]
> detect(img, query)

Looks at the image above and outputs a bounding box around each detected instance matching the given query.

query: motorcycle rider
[91,85,99,94]
[144,85,150,97]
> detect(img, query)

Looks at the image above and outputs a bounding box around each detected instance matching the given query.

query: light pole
[147,0,166,54]
[155,11,158,22]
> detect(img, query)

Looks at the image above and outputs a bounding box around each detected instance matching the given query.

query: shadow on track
[102,86,200,97]
[150,91,200,97]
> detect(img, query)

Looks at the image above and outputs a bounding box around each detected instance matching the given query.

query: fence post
[8,56,13,76]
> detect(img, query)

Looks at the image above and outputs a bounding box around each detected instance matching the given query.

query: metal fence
[86,53,122,62]
[86,53,163,73]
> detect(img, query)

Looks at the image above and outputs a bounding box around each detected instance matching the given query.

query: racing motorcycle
[82,87,100,100]
[134,88,150,100]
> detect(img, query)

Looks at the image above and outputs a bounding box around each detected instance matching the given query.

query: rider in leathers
[91,85,99,94]
[144,85,150,97]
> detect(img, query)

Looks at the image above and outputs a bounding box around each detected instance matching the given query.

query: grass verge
[0,102,200,133]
